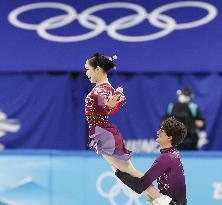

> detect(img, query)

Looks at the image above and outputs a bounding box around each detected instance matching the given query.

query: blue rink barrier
[0,150,221,205]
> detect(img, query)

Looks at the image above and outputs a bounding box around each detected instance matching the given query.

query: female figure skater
[85,53,172,203]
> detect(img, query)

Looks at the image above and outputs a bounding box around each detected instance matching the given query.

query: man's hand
[115,169,143,194]
[195,120,204,128]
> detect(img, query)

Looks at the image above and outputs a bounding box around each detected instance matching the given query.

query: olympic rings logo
[8,1,217,43]
[96,172,144,205]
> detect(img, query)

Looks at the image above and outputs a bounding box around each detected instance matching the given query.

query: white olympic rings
[96,172,143,205]
[8,1,218,42]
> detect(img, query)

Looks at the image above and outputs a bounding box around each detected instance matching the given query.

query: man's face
[178,94,191,103]
[156,126,172,146]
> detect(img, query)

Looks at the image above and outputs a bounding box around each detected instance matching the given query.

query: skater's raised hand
[106,93,122,108]
[116,86,123,93]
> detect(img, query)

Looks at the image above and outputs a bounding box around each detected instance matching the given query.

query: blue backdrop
[0,73,221,150]
[1,0,222,72]
[0,74,85,150]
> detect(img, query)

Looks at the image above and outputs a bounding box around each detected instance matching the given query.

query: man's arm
[115,154,172,193]
[115,169,143,194]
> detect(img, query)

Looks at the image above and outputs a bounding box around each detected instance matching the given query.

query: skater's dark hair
[87,53,117,73]
[161,117,187,147]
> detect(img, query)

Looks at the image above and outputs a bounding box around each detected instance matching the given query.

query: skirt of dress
[88,122,132,160]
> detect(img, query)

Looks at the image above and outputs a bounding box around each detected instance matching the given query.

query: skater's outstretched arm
[114,154,172,194]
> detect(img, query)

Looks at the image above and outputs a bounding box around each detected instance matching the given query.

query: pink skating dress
[85,82,132,160]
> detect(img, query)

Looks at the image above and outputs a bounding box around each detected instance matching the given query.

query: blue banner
[1,0,222,72]
[0,151,221,205]
[0,74,86,150]
[0,73,222,151]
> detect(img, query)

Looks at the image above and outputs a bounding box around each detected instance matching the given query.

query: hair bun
[88,53,117,72]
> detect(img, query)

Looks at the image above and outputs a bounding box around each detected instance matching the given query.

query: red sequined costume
[85,82,132,160]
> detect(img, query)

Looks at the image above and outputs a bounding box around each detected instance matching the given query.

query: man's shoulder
[160,151,180,161]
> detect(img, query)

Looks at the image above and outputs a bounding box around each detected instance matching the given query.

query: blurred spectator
[162,87,206,150]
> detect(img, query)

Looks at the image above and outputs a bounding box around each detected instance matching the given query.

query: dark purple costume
[85,82,132,160]
[116,147,187,205]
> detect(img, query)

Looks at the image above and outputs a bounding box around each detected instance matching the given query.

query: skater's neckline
[160,147,177,153]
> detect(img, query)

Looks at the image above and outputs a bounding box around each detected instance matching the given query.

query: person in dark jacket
[163,87,205,150]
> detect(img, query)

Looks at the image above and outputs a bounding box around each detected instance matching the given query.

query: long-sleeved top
[85,82,126,135]
[115,147,187,205]
[85,82,126,115]
[85,82,131,160]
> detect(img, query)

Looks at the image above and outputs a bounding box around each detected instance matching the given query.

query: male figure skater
[114,117,187,205]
